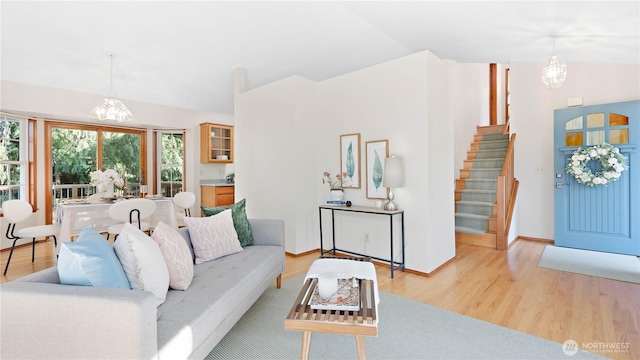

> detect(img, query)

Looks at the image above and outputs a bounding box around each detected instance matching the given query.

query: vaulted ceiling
[1,1,638,115]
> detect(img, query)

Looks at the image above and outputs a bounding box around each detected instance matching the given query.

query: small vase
[102,182,115,198]
[330,189,344,201]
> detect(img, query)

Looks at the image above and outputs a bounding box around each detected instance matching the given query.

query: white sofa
[0,219,285,360]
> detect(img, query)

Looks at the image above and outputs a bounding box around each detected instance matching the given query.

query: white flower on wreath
[566,143,627,187]
[90,169,124,192]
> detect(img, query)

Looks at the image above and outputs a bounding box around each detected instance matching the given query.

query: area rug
[538,245,640,284]
[205,275,602,359]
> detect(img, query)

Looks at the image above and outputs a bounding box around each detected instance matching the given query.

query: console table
[318,205,405,278]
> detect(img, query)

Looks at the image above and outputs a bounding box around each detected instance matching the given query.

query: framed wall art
[340,133,361,188]
[365,139,389,199]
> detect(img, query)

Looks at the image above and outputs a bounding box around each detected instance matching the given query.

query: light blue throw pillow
[58,227,131,289]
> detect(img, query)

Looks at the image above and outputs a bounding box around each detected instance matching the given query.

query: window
[157,131,185,198]
[564,112,630,147]
[45,121,147,223]
[0,115,30,208]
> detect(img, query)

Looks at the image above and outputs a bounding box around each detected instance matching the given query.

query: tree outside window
[0,116,27,207]
[159,132,184,197]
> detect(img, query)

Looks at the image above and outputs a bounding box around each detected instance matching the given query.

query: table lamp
[382,155,404,211]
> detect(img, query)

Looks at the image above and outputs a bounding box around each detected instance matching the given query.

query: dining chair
[173,191,196,227]
[86,193,102,202]
[2,200,61,275]
[107,199,156,241]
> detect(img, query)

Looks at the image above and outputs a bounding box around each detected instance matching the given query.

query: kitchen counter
[200,179,234,187]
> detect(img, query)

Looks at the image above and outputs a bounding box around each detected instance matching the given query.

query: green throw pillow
[201,198,253,246]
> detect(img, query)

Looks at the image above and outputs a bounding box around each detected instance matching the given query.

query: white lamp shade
[383,156,404,188]
[90,98,135,122]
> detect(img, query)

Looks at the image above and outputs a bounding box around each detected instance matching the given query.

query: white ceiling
[1,1,638,115]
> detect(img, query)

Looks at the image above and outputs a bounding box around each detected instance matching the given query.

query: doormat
[538,245,640,284]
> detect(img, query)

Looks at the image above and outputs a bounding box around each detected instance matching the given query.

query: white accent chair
[107,198,156,240]
[173,191,196,227]
[2,200,61,275]
[86,193,102,202]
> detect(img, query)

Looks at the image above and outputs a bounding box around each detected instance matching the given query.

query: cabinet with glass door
[200,123,233,163]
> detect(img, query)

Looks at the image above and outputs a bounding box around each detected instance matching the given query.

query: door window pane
[586,113,605,128]
[586,130,604,145]
[102,132,141,195]
[610,113,629,126]
[565,117,583,130]
[565,132,583,146]
[609,129,629,144]
[51,128,97,200]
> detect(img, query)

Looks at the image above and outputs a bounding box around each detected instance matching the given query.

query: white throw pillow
[183,209,243,264]
[151,221,194,290]
[114,223,170,306]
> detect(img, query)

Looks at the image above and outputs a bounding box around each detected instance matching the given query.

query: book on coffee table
[309,278,360,311]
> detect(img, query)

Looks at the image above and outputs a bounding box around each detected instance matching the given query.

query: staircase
[455,125,508,248]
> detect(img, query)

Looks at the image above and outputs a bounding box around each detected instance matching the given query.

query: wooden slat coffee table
[284,276,378,359]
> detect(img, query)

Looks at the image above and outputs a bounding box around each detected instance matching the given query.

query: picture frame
[340,133,361,189]
[365,139,389,199]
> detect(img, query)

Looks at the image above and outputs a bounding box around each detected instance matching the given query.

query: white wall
[235,76,319,254]
[451,62,490,179]
[424,54,456,270]
[510,62,640,240]
[236,50,456,273]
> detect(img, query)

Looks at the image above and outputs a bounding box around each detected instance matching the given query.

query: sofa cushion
[57,227,131,289]
[151,221,194,290]
[184,209,243,264]
[201,198,253,246]
[156,245,283,359]
[114,223,170,306]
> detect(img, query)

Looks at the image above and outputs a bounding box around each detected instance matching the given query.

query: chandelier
[90,54,135,122]
[542,37,567,89]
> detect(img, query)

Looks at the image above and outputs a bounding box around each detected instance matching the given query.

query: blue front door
[553,100,639,255]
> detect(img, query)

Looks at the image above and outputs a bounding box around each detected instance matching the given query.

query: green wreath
[566,143,627,187]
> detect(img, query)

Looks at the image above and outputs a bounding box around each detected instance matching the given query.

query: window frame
[0,115,35,212]
[44,120,147,223]
[155,130,186,198]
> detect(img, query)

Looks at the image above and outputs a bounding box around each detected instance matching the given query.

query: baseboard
[285,248,321,257]
[424,256,456,277]
[516,236,554,244]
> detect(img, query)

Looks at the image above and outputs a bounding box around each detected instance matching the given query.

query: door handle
[555,182,565,189]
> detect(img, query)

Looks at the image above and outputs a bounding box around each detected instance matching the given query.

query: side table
[319,205,405,278]
[284,257,378,359]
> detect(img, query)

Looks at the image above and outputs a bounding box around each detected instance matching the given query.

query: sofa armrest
[248,219,284,247]
[0,281,158,360]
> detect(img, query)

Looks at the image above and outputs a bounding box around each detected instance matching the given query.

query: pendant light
[90,54,135,122]
[542,36,567,89]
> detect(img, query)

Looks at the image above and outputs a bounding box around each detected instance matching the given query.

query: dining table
[54,198,177,253]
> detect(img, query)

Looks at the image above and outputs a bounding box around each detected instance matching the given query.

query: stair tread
[455,212,490,220]
[464,179,497,182]
[455,226,487,235]
[479,138,509,142]
[461,189,495,193]
[456,200,495,206]
[472,158,506,161]
[469,168,502,171]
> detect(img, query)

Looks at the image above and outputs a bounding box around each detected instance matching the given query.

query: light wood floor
[2,238,638,359]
